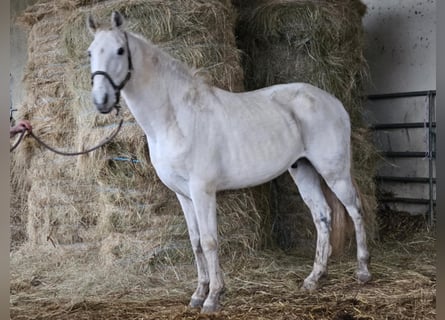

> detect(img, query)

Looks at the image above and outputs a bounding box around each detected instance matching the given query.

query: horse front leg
[189,183,224,313]
[176,193,209,308]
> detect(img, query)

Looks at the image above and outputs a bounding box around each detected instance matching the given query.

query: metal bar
[367,90,436,100]
[380,197,436,205]
[380,151,435,158]
[370,122,436,130]
[110,157,140,163]
[367,90,436,226]
[10,108,17,122]
[428,91,435,225]
[376,176,436,183]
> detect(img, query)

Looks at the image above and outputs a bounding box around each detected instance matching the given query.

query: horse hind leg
[315,163,372,284]
[288,159,332,291]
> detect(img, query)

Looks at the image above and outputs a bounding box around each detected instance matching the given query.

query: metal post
[428,91,435,225]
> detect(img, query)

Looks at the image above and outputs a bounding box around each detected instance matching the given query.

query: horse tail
[320,177,354,257]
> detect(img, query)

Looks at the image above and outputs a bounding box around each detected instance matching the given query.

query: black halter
[91,32,133,114]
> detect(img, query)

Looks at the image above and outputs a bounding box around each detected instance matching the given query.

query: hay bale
[10,174,29,250]
[62,2,248,253]
[11,3,101,248]
[235,0,378,252]
[63,0,244,93]
[11,0,271,271]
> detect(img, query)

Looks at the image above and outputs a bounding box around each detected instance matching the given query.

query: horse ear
[111,11,125,29]
[87,14,97,34]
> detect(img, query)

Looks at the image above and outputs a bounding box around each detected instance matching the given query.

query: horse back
[190,83,348,190]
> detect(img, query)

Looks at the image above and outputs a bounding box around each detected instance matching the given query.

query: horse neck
[122,33,202,141]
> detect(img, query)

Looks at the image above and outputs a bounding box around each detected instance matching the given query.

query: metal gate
[368,90,436,225]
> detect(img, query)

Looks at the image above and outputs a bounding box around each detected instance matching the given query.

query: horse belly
[217,131,304,190]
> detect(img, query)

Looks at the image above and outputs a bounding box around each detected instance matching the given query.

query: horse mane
[130,31,210,86]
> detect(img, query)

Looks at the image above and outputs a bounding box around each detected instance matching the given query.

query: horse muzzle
[93,93,115,114]
[91,70,129,116]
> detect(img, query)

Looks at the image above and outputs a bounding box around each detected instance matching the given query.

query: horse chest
[149,145,191,196]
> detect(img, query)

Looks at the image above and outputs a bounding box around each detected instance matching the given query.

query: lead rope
[10,129,26,152]
[10,119,123,155]
[12,31,131,155]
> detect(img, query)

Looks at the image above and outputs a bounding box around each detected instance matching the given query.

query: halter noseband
[91,32,133,115]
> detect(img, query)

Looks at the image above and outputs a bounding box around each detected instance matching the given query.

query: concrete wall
[361,0,436,216]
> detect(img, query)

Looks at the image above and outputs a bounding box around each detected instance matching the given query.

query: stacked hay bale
[11,0,101,247]
[12,0,270,276]
[61,0,270,266]
[234,0,378,252]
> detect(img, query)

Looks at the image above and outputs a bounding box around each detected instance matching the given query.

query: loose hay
[234,0,379,253]
[11,230,436,319]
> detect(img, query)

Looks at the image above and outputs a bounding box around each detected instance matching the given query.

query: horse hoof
[301,279,318,292]
[189,298,204,309]
[357,271,372,284]
[201,302,220,314]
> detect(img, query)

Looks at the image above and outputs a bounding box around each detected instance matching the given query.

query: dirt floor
[10,216,435,320]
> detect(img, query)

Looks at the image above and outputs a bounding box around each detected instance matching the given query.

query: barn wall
[362,0,435,93]
[361,0,436,216]
[10,0,38,112]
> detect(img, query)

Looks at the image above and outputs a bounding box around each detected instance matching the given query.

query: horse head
[87,11,133,114]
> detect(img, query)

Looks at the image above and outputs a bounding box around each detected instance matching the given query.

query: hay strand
[235,0,379,253]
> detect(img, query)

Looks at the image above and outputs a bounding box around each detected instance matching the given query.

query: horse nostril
[93,94,109,107]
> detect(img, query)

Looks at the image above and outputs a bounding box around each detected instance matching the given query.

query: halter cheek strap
[91,32,133,114]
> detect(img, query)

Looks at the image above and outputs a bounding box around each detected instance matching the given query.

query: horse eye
[87,51,91,58]
[117,47,125,55]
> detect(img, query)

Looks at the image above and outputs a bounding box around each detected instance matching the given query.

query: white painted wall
[361,0,436,216]
[362,0,436,94]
